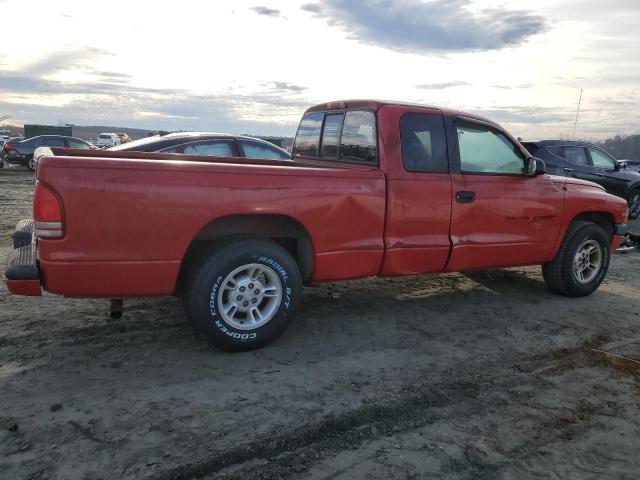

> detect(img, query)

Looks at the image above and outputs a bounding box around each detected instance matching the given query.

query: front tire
[542,221,610,297]
[183,237,302,351]
[26,155,35,171]
[628,188,640,220]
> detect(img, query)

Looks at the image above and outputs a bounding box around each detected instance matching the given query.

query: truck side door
[446,117,565,271]
[380,107,453,275]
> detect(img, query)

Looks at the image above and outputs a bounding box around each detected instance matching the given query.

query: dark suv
[523,140,640,219]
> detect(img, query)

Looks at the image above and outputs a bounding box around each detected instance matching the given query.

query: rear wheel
[542,221,610,297]
[183,237,302,351]
[26,155,35,171]
[628,188,640,220]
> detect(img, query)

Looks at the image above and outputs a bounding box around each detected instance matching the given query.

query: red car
[5,100,630,351]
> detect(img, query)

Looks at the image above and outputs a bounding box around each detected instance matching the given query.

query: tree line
[598,134,640,160]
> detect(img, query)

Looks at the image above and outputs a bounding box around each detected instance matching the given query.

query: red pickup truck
[5,100,630,351]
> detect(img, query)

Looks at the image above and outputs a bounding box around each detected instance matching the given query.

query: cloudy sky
[0,0,638,139]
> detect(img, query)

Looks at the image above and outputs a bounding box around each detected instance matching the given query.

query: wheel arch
[177,214,315,292]
[569,211,615,238]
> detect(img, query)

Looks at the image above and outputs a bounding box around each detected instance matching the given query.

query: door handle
[564,167,574,173]
[596,172,604,177]
[456,191,475,204]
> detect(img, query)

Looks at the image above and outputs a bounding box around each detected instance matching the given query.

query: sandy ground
[1,166,639,480]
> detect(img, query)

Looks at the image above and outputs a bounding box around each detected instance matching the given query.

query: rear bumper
[4,154,28,165]
[4,220,42,296]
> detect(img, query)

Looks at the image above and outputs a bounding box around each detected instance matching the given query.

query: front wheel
[628,188,640,220]
[183,237,302,351]
[542,221,610,297]
[26,155,35,171]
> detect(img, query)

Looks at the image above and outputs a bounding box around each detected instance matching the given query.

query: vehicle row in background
[523,140,640,219]
[35,132,291,165]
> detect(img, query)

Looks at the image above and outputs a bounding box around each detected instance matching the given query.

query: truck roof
[304,100,498,126]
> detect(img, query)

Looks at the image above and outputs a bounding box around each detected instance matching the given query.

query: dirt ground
[1,166,639,480]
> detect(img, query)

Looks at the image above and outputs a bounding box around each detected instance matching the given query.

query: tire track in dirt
[152,334,636,480]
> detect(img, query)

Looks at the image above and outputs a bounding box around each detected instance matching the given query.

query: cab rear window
[293,110,377,164]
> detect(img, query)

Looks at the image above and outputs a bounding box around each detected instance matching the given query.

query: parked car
[522,140,640,219]
[5,100,629,352]
[3,135,96,170]
[95,133,121,148]
[621,159,640,173]
[0,137,24,167]
[108,132,291,160]
[33,140,100,167]
[116,133,131,144]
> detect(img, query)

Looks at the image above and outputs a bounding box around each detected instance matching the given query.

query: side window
[293,112,323,157]
[181,140,234,157]
[240,141,288,160]
[320,113,344,159]
[589,148,616,169]
[44,137,66,147]
[67,139,90,149]
[564,146,589,165]
[456,123,524,174]
[340,111,377,163]
[400,113,448,173]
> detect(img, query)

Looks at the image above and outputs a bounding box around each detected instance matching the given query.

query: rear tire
[542,221,610,297]
[628,188,640,220]
[183,237,302,351]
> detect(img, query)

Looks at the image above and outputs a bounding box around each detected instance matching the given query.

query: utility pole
[572,89,583,140]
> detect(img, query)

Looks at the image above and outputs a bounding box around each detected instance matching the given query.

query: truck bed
[35,154,386,297]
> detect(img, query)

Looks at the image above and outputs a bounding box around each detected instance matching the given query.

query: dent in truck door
[380,107,453,275]
[446,118,564,271]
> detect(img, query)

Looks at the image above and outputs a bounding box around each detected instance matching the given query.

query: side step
[5,243,39,280]
[11,219,34,248]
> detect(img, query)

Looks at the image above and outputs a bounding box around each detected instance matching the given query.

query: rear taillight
[4,143,13,150]
[33,183,64,239]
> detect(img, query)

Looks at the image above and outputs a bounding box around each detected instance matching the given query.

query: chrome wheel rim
[573,239,602,284]
[629,192,640,218]
[217,263,282,330]
[28,157,35,170]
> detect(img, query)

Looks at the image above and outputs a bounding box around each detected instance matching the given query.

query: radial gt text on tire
[183,237,302,351]
[542,221,611,297]
[628,188,640,220]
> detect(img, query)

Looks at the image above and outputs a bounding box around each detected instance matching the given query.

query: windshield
[108,135,162,151]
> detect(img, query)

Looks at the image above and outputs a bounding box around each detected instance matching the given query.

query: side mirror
[526,157,546,176]
[615,160,626,170]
